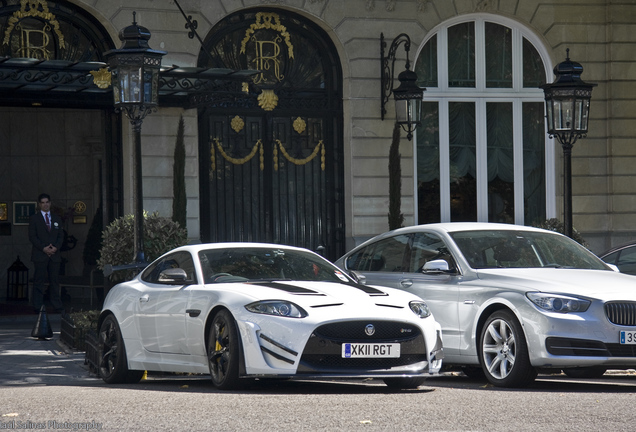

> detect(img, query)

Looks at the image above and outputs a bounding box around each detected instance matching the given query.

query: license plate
[342,343,400,358]
[620,331,636,344]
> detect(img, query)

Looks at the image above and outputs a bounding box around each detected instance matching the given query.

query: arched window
[414,15,553,226]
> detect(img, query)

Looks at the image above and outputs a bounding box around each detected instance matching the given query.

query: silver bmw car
[335,222,636,387]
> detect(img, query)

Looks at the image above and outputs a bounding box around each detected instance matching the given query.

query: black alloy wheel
[98,314,144,384]
[208,309,242,390]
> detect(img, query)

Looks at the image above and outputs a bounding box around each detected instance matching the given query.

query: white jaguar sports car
[97,243,444,390]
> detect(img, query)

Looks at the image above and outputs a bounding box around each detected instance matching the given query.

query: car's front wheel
[479,310,537,388]
[98,314,144,384]
[208,309,242,390]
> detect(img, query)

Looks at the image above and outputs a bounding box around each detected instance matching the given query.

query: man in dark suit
[29,193,64,313]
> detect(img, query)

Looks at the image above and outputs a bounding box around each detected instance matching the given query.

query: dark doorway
[197,9,344,260]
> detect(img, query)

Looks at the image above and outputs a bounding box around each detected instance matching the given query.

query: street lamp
[541,49,596,238]
[380,33,424,141]
[104,12,166,263]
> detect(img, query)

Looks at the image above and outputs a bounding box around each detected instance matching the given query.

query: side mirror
[158,268,190,284]
[349,271,367,285]
[423,259,453,275]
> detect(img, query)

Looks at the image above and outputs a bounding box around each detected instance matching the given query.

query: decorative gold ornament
[90,68,111,89]
[3,0,66,52]
[240,12,294,85]
[210,138,264,171]
[231,115,245,133]
[293,117,306,134]
[242,82,250,93]
[273,140,325,171]
[73,201,87,214]
[240,12,294,59]
[257,89,278,111]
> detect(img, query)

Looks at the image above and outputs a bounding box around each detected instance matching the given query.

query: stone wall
[88,0,636,254]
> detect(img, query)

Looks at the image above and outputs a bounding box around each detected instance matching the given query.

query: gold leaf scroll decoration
[210,138,264,171]
[258,89,278,111]
[273,140,325,171]
[90,68,111,89]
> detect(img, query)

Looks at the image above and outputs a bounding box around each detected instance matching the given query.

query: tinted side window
[347,235,410,272]
[409,232,454,272]
[617,247,636,275]
[142,251,197,284]
[602,251,618,265]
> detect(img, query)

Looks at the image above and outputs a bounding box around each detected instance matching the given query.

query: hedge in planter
[97,211,188,282]
[60,310,100,351]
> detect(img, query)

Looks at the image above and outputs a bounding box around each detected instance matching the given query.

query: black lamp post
[105,12,166,264]
[541,49,596,238]
[380,33,424,140]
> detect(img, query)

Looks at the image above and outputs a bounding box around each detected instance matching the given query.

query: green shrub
[97,211,188,281]
[69,310,100,332]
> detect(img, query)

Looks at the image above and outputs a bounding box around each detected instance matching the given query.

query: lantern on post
[104,12,166,264]
[380,33,424,141]
[540,49,596,238]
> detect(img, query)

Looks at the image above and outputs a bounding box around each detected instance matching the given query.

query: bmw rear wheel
[208,309,241,390]
[479,310,537,388]
[98,314,144,384]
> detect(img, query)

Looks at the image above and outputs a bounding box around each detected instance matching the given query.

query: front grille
[297,320,427,373]
[312,320,421,341]
[605,302,636,326]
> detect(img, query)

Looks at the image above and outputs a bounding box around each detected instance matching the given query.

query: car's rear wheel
[98,314,144,384]
[563,366,607,379]
[208,309,242,390]
[383,377,426,389]
[479,310,537,388]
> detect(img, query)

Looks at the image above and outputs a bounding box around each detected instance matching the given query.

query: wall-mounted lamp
[380,33,424,141]
[540,49,596,238]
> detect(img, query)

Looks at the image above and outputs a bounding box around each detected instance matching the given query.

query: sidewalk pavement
[0,311,100,386]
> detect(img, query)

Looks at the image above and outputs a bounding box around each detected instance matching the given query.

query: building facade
[1,0,635,301]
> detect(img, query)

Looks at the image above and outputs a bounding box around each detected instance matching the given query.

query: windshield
[198,248,350,283]
[449,230,609,270]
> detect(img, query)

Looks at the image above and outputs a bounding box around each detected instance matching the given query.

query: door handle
[400,280,413,288]
[139,295,149,303]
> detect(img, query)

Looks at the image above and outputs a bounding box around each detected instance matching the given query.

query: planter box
[84,330,100,376]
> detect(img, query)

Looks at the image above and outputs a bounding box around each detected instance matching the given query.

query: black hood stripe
[247,281,321,294]
[247,281,388,296]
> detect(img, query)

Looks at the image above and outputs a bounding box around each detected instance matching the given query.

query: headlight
[409,300,431,318]
[245,300,308,318]
[526,292,591,313]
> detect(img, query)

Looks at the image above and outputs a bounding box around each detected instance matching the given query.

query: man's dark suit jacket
[29,212,64,263]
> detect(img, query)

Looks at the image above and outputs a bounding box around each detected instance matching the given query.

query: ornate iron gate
[198,9,344,259]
